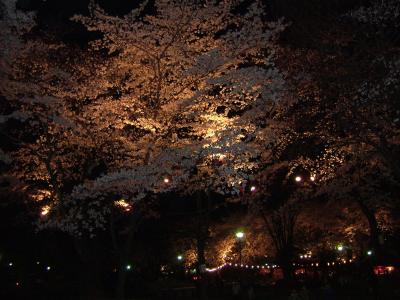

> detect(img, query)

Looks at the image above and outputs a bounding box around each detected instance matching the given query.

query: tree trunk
[82,265,104,300]
[73,238,105,300]
[115,265,127,300]
[115,212,141,300]
[277,246,294,282]
[196,191,209,300]
[356,199,381,254]
[196,235,208,300]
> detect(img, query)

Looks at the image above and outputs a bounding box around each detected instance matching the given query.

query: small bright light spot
[9,262,13,267]
[295,176,302,182]
[337,245,344,251]
[300,255,304,259]
[16,282,19,287]
[367,250,372,256]
[36,261,40,265]
[126,264,131,270]
[177,255,183,261]
[41,205,50,216]
[164,178,170,183]
[235,231,244,239]
[114,199,131,212]
[46,266,51,271]
[310,176,315,181]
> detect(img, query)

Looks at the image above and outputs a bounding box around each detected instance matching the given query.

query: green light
[236,231,244,239]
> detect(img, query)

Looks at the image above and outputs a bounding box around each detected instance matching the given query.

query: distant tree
[270,0,400,261]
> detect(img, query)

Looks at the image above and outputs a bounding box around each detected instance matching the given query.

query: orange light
[41,205,50,216]
[114,199,132,212]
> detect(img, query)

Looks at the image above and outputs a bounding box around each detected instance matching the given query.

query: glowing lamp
[250,186,256,192]
[310,176,315,181]
[177,255,183,261]
[337,245,344,251]
[235,231,244,239]
[163,178,170,183]
[126,265,131,270]
[41,205,50,216]
[367,250,372,256]
[295,176,302,182]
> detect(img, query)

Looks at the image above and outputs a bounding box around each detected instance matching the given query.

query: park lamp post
[236,231,245,264]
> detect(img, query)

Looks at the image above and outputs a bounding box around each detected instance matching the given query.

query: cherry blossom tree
[1,0,288,298]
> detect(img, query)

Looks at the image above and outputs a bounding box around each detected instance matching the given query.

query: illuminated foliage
[1,0,287,237]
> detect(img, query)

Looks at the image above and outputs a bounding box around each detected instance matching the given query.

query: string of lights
[205,259,357,273]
